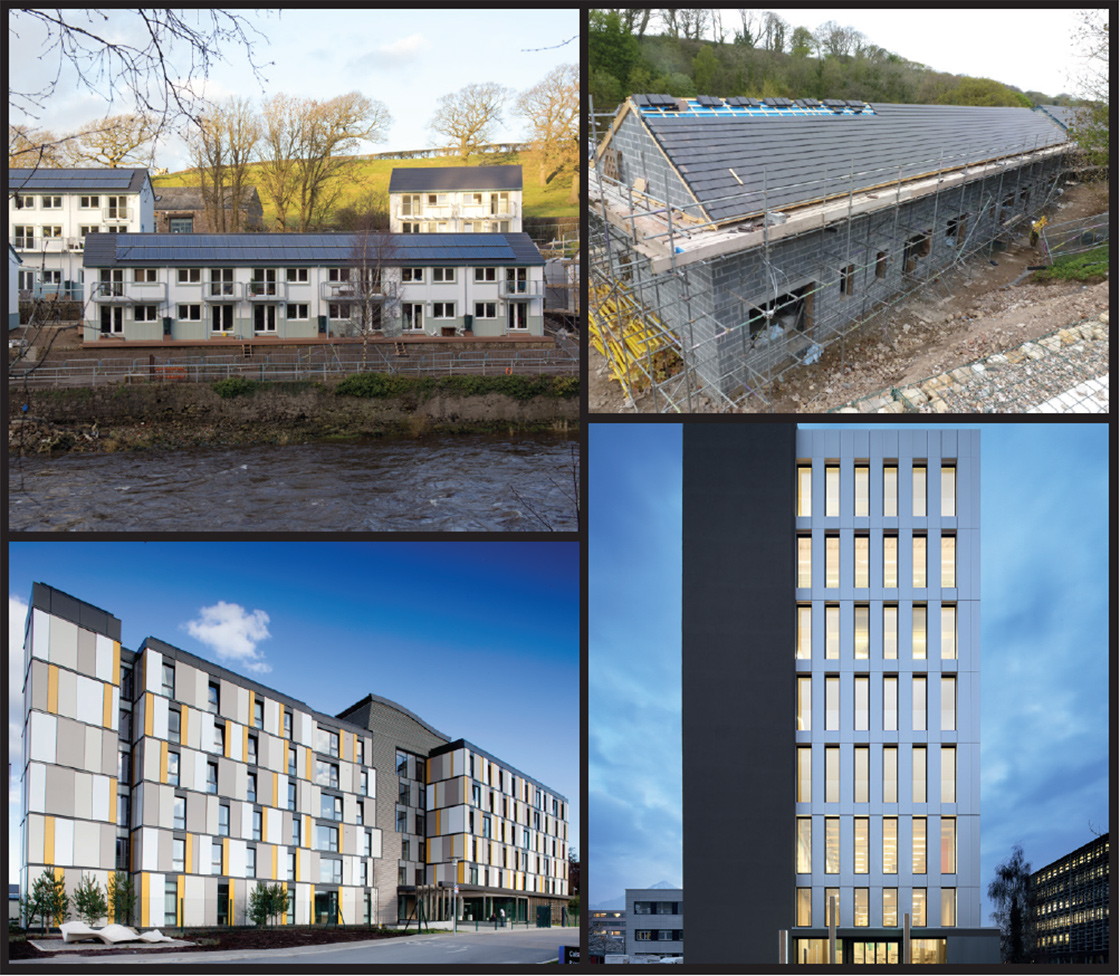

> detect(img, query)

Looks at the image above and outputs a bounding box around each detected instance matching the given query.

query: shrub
[212,377,260,398]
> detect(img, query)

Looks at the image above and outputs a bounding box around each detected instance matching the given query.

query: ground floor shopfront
[398,884,570,927]
[791,928,1000,964]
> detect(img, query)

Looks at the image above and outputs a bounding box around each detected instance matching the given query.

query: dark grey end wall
[682,424,795,964]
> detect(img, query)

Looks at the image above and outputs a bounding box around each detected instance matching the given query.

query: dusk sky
[588,423,1110,914]
[9,9,578,171]
[8,541,579,883]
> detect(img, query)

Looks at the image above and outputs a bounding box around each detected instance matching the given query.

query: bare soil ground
[9,925,414,959]
[589,178,1109,414]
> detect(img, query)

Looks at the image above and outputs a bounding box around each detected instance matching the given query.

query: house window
[319,858,342,884]
[169,217,193,233]
[317,824,339,852]
[285,267,308,282]
[219,803,230,836]
[854,676,869,731]
[432,302,455,319]
[316,761,340,789]
[883,746,897,802]
[796,818,811,874]
[474,302,497,319]
[883,535,898,588]
[288,747,297,777]
[825,746,840,803]
[288,782,296,811]
[854,535,869,588]
[474,267,497,282]
[248,734,258,765]
[80,195,100,208]
[208,681,219,713]
[941,605,957,659]
[854,605,869,659]
[402,303,424,331]
[316,728,339,757]
[941,465,956,516]
[825,605,839,659]
[913,535,927,588]
[797,537,811,587]
[913,464,927,516]
[883,604,898,659]
[168,751,179,786]
[913,604,927,659]
[401,267,424,282]
[252,809,262,841]
[941,746,956,803]
[400,194,421,216]
[797,676,811,731]
[247,846,256,878]
[825,465,840,516]
[796,605,811,659]
[839,263,855,297]
[913,746,927,803]
[796,888,811,926]
[161,663,175,698]
[253,700,263,730]
[134,268,157,283]
[941,817,957,874]
[825,535,839,587]
[941,535,956,588]
[883,465,898,516]
[283,710,292,739]
[178,304,201,321]
[796,465,812,516]
[177,268,201,283]
[432,267,455,283]
[14,226,35,248]
[173,837,185,872]
[106,196,128,219]
[883,817,898,874]
[913,676,927,731]
[214,722,225,754]
[134,305,158,322]
[41,195,62,209]
[247,772,256,803]
[168,707,181,744]
[321,794,343,821]
[884,676,898,730]
[824,676,839,731]
[854,887,869,926]
[883,888,898,926]
[941,676,956,731]
[292,817,301,847]
[854,746,869,802]
[797,746,811,802]
[824,817,839,873]
[913,817,927,874]
[207,761,218,793]
[173,794,186,830]
[941,888,956,927]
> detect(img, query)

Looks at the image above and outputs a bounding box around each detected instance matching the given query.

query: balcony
[203,281,244,302]
[247,280,288,301]
[91,280,167,303]
[102,205,133,222]
[501,278,542,297]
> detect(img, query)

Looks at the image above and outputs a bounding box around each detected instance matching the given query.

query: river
[8,435,579,532]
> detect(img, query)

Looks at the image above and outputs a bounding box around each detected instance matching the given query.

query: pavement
[13,925,580,966]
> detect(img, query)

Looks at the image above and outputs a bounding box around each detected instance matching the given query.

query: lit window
[883,746,898,803]
[797,747,811,802]
[941,605,957,659]
[941,676,956,731]
[854,535,869,588]
[854,465,869,517]
[854,605,869,660]
[883,888,898,927]
[941,465,956,517]
[825,536,840,587]
[883,817,898,873]
[825,817,839,873]
[825,676,839,730]
[941,535,955,588]
[941,887,956,927]
[912,888,926,927]
[797,676,812,731]
[825,889,839,926]
[883,676,898,731]
[825,606,840,659]
[883,465,898,517]
[825,465,840,517]
[913,816,927,874]
[913,746,926,803]
[912,604,927,659]
[884,606,898,659]
[941,746,956,803]
[797,537,812,588]
[797,888,811,926]
[913,535,927,587]
[913,464,927,517]
[854,887,869,926]
[854,817,869,873]
[883,536,898,588]
[854,678,869,732]
[797,606,812,659]
[797,466,812,516]
[941,817,957,873]
[825,746,840,803]
[797,818,812,874]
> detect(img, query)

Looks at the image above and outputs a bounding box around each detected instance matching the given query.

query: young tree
[30,866,69,934]
[427,82,512,160]
[72,873,108,927]
[248,883,272,927]
[347,211,401,356]
[107,870,137,927]
[988,844,1036,962]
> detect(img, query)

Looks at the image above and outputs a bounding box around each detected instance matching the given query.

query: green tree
[30,866,69,933]
[936,77,1020,107]
[72,873,108,927]
[789,26,815,58]
[589,10,640,85]
[692,47,720,95]
[248,882,273,926]
[988,844,1036,962]
[107,871,136,927]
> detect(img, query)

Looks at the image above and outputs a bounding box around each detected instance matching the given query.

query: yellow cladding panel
[145,693,153,737]
[284,741,290,774]
[44,816,55,864]
[296,850,301,883]
[141,872,149,927]
[113,641,120,685]
[103,684,113,728]
[223,838,229,876]
[272,845,278,880]
[248,691,255,727]
[47,665,58,714]
[186,833,193,874]
[225,720,233,759]
[281,882,288,924]
[176,875,185,925]
[109,780,117,824]
[261,810,267,844]
[306,745,312,780]
[230,879,235,920]
[436,809,441,836]
[458,859,464,884]
[181,703,189,743]
[273,772,278,808]
[160,741,168,784]
[309,884,314,919]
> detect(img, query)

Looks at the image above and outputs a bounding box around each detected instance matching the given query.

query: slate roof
[627,100,1069,225]
[388,165,522,193]
[8,167,150,194]
[154,185,264,216]
[82,232,544,267]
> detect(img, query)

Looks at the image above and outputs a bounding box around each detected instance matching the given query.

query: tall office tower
[683,426,997,964]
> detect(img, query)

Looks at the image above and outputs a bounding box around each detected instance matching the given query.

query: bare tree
[257,93,303,231]
[814,21,865,59]
[9,124,68,167]
[733,9,765,48]
[63,112,157,168]
[515,64,578,198]
[1067,9,1109,169]
[678,9,709,41]
[347,214,401,357]
[427,82,512,160]
[762,12,789,54]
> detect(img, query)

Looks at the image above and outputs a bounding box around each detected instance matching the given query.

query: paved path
[13,926,579,966]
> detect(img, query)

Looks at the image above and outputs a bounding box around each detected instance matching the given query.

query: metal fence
[1039,211,1109,262]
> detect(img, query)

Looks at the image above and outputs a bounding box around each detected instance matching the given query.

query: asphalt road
[14,927,581,966]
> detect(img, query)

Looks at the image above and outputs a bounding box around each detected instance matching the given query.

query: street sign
[560,945,580,964]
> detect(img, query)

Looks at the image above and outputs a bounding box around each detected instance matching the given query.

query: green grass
[153,152,578,228]
[1032,242,1109,282]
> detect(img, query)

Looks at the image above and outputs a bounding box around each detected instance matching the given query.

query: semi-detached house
[81,232,546,341]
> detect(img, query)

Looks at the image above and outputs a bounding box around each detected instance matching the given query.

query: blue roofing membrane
[623,98,1069,224]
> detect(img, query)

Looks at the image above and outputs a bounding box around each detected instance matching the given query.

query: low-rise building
[627,887,684,960]
[388,166,522,234]
[154,186,265,233]
[8,167,155,300]
[81,232,546,341]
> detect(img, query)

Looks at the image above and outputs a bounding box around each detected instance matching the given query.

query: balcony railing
[102,206,133,222]
[203,281,244,302]
[91,281,167,303]
[247,280,288,301]
[501,279,542,297]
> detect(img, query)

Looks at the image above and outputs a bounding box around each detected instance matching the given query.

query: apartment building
[20,583,569,929]
[8,168,155,300]
[1031,833,1109,963]
[388,166,522,234]
[682,426,999,964]
[81,231,545,341]
[627,888,684,960]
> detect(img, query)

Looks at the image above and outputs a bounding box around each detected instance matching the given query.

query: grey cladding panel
[642,103,1068,222]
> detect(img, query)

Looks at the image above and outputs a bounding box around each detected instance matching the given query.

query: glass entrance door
[852,940,900,964]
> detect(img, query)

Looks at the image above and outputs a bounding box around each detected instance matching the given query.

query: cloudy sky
[9,541,579,883]
[588,422,1109,912]
[8,8,578,171]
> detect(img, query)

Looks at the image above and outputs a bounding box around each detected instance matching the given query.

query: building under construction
[590,97,1071,410]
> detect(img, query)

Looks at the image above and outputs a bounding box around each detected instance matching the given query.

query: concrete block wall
[609,111,699,221]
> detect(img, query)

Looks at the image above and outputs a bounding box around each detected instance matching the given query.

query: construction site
[589,96,1108,412]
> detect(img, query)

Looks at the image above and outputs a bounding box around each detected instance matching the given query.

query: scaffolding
[589,97,1072,412]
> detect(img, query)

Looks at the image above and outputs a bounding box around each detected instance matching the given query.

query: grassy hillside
[153,151,578,229]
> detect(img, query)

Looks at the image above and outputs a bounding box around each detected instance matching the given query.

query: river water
[8,435,579,532]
